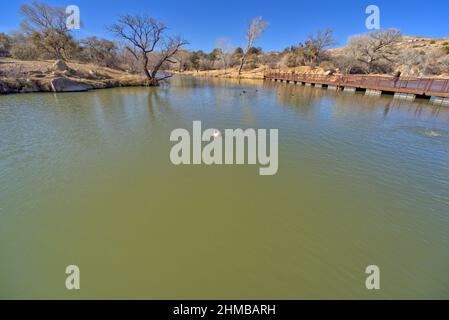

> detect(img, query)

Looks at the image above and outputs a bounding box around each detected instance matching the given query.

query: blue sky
[0,0,448,52]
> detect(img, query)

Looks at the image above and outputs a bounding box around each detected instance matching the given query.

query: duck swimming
[213,129,222,138]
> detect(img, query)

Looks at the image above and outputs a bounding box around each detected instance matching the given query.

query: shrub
[77,37,119,68]
[0,32,11,57]
[9,34,39,60]
[11,42,39,60]
[439,55,449,73]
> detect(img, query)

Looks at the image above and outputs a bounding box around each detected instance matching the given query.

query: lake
[1,76,448,299]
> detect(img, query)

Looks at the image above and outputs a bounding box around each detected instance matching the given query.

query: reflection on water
[413,127,447,138]
[0,76,449,299]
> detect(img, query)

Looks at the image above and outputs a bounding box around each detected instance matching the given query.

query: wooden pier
[264,72,449,105]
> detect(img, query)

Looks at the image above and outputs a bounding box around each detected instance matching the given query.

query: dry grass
[173,65,329,80]
[173,66,267,79]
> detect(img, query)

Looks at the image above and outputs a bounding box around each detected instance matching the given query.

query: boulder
[61,69,74,77]
[50,77,91,92]
[53,60,69,72]
[20,79,40,93]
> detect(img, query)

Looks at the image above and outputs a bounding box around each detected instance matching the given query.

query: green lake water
[1,76,448,299]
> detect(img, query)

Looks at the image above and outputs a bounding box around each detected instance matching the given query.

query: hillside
[175,35,449,80]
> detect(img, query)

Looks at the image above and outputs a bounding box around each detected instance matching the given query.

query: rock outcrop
[53,60,69,72]
[50,77,92,92]
[0,58,148,95]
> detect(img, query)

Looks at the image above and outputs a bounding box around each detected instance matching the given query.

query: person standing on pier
[393,71,402,87]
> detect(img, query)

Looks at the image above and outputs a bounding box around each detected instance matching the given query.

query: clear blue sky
[0,0,448,52]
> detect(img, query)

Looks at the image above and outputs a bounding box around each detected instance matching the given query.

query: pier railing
[264,72,449,98]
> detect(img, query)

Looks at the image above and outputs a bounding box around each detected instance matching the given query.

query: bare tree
[238,17,268,75]
[21,2,67,33]
[304,29,335,65]
[439,54,449,74]
[173,48,191,72]
[110,14,188,86]
[332,54,364,74]
[345,29,402,73]
[0,32,11,57]
[216,37,235,73]
[20,2,76,60]
[79,37,119,68]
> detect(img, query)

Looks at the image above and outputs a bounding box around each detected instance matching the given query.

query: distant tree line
[181,25,449,77]
[0,2,189,85]
[0,2,127,69]
[1,1,449,79]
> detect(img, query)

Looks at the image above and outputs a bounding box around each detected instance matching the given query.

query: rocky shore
[0,59,148,95]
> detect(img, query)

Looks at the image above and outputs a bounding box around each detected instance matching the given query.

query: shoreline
[2,60,448,108]
[0,58,148,96]
[0,77,149,96]
[170,65,331,81]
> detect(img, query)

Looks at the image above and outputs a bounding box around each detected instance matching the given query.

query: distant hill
[328,35,449,77]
